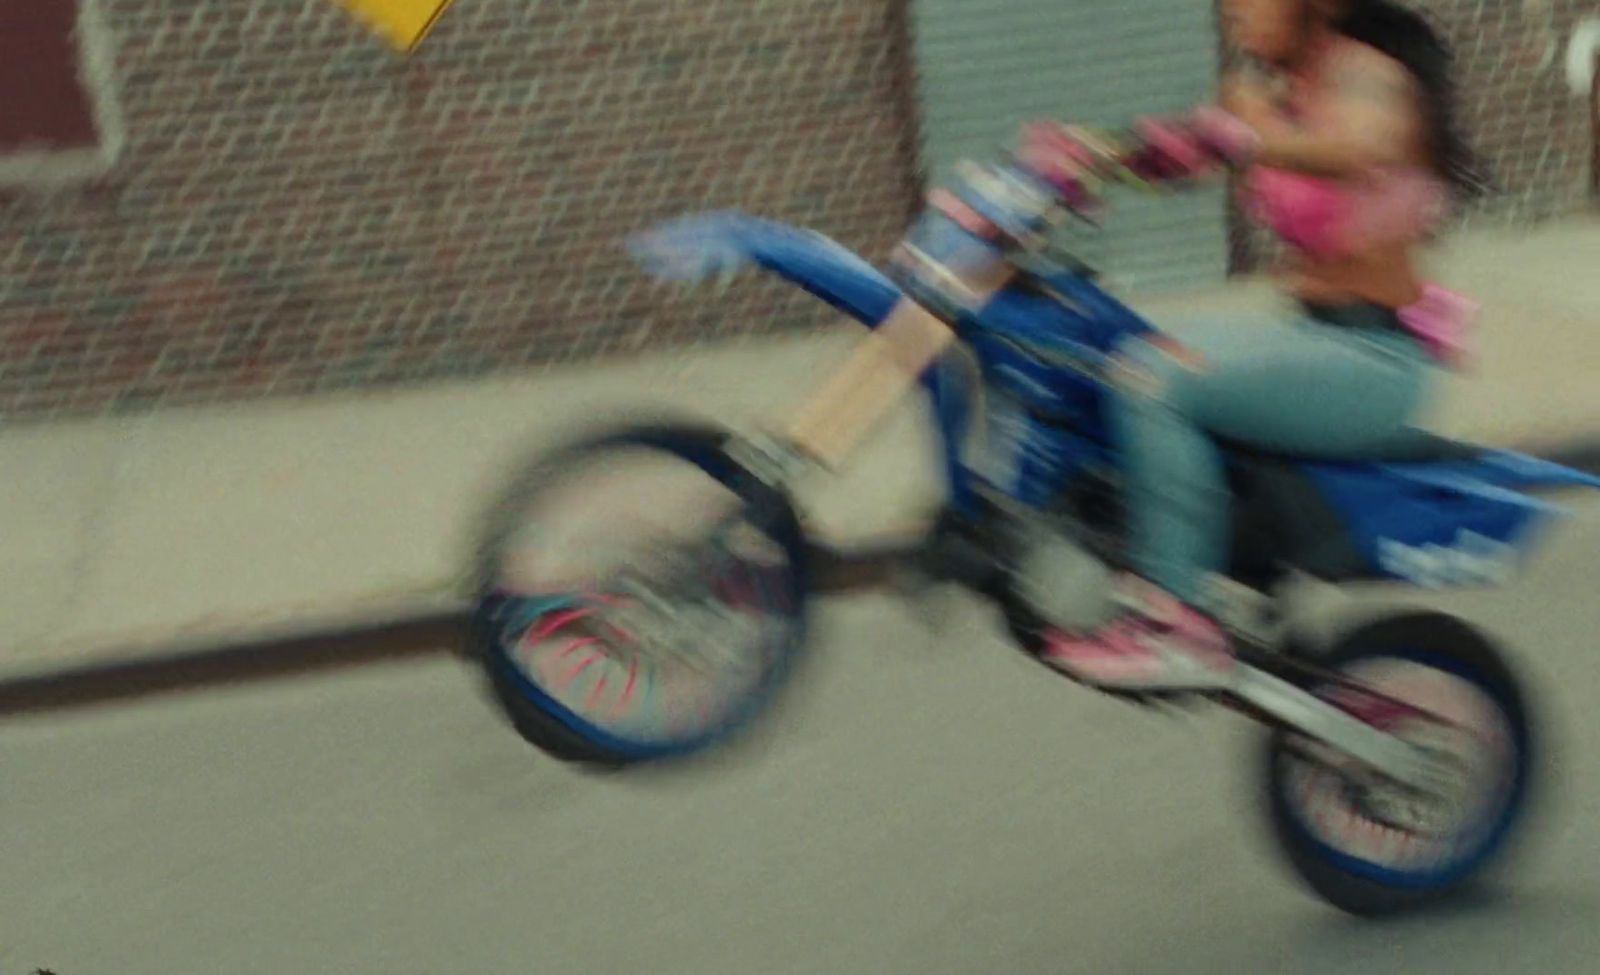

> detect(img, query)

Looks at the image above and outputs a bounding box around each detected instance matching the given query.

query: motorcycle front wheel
[469,421,810,769]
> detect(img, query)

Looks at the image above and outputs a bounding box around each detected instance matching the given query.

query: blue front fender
[627,211,903,328]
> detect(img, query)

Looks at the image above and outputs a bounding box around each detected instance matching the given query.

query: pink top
[1240,165,1474,365]
[1241,164,1447,260]
[1217,33,1477,366]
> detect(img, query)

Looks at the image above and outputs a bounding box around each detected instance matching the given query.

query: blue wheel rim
[1280,647,1529,890]
[482,569,800,761]
[476,430,807,761]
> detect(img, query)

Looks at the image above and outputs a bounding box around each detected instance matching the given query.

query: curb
[4,440,1597,718]
[0,537,924,718]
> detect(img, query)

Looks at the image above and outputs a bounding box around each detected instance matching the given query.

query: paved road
[6,502,1600,975]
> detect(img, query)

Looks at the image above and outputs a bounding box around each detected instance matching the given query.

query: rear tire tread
[1262,611,1535,916]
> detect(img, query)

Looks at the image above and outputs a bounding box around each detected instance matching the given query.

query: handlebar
[887,112,1247,326]
[886,152,1093,325]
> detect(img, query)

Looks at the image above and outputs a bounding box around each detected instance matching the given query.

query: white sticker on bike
[1376,530,1519,588]
[975,392,1032,492]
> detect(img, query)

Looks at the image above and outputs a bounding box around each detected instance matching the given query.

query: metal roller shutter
[908,0,1228,293]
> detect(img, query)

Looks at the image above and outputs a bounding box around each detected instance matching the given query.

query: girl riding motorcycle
[1023,0,1486,687]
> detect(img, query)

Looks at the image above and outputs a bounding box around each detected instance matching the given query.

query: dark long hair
[1332,0,1490,202]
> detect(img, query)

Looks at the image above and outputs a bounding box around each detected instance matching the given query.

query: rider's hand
[1128,117,1214,183]
[1016,121,1110,208]
[1220,72,1279,131]
[1189,107,1264,167]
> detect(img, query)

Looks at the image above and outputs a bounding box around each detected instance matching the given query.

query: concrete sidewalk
[3,215,1597,682]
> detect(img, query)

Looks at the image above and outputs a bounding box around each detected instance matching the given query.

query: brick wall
[2,0,1593,423]
[0,0,920,422]
[1449,0,1596,220]
[1230,0,1598,271]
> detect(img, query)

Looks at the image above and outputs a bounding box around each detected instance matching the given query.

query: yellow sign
[336,0,457,54]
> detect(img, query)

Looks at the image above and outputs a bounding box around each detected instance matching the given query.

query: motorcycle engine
[1009,521,1120,634]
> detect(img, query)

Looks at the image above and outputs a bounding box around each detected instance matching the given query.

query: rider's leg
[1117,313,1433,603]
[1044,309,1434,687]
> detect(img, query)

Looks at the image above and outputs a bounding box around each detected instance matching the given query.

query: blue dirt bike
[469,153,1599,915]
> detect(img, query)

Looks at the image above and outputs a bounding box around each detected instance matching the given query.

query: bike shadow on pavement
[1283,882,1598,970]
[0,615,466,720]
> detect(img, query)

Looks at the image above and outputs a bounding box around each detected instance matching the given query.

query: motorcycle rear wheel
[1262,612,1537,916]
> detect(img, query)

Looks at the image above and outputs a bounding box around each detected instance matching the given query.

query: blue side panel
[1301,461,1564,582]
[947,271,1158,512]
[927,354,980,514]
[627,211,902,327]
[963,292,1117,439]
[1034,269,1161,351]
[1422,449,1600,494]
[968,280,1154,364]
[1010,423,1112,510]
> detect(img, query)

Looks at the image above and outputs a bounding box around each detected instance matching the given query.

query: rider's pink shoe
[1041,579,1234,690]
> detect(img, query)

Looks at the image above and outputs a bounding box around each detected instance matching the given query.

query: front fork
[773,268,1015,477]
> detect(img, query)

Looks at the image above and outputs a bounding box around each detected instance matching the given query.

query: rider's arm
[1219,68,1280,128]
[1020,50,1418,204]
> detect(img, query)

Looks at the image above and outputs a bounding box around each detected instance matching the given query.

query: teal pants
[1110,307,1436,604]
